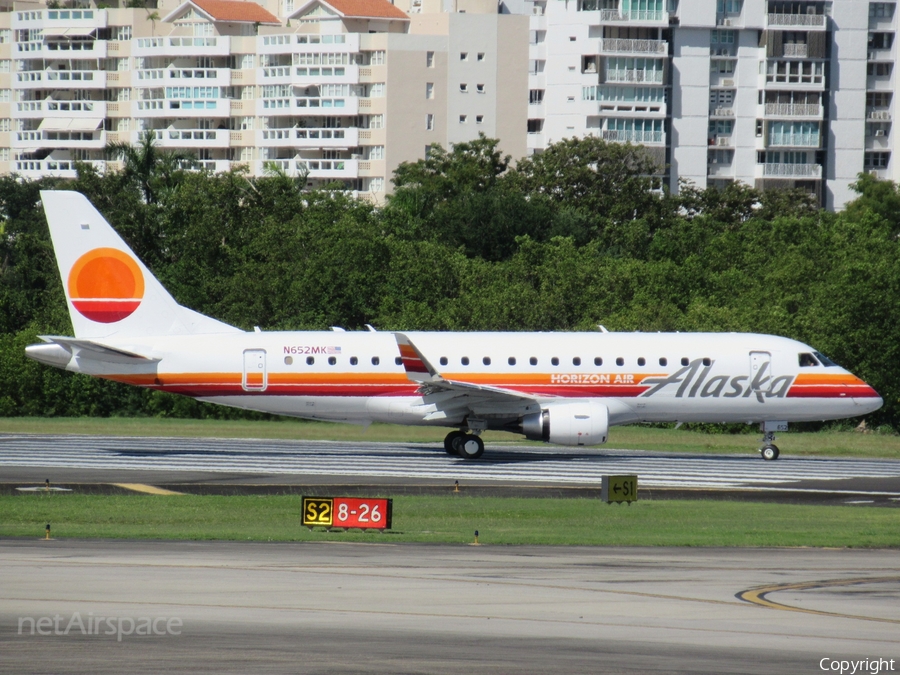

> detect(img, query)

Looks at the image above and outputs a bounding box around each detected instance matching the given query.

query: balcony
[605,69,664,84]
[293,97,359,115]
[149,129,230,149]
[710,107,735,118]
[709,136,731,147]
[13,158,105,179]
[16,70,106,89]
[601,129,664,144]
[768,133,820,147]
[767,13,826,28]
[597,38,667,55]
[16,100,107,119]
[597,8,664,21]
[764,103,823,117]
[783,43,809,58]
[13,129,105,149]
[761,163,822,178]
[867,108,892,121]
[134,36,231,57]
[260,127,359,148]
[259,158,359,178]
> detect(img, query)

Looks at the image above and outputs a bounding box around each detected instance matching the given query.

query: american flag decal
[326,346,342,354]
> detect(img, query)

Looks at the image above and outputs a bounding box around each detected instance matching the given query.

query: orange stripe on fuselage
[791,373,867,386]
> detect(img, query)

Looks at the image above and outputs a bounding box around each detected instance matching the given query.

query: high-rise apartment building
[1,0,897,209]
[516,0,898,209]
[0,0,527,201]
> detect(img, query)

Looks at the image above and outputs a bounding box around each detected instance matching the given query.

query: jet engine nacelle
[521,401,609,446]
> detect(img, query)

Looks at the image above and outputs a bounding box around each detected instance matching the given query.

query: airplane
[26,190,883,461]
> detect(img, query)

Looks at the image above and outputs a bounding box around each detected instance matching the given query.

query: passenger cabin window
[637,357,646,366]
[350,356,358,366]
[328,356,337,365]
[440,356,448,366]
[395,356,402,365]
[284,356,293,365]
[508,357,516,365]
[702,358,711,366]
[594,357,603,366]
[681,357,689,366]
[551,357,559,366]
[530,357,538,366]
[798,353,819,367]
[659,357,667,366]
[461,356,470,366]
[372,356,380,366]
[307,356,315,365]
[616,357,624,366]
[573,357,581,366]
[483,357,491,365]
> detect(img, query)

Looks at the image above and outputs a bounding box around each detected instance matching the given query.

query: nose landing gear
[759,430,780,461]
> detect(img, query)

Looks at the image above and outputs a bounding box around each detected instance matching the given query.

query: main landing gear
[444,430,485,460]
[759,430,780,461]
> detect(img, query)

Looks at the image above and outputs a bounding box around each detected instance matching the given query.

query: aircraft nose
[852,381,883,414]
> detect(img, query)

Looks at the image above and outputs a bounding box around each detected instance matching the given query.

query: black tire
[444,431,467,455]
[761,444,780,461]
[456,434,485,460]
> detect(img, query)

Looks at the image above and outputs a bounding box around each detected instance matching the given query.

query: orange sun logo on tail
[68,248,144,323]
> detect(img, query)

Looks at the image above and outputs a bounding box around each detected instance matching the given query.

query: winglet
[393,333,440,382]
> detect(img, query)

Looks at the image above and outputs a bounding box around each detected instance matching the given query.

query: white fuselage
[57,330,882,430]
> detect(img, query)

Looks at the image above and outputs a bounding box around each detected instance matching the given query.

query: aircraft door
[749,351,772,394]
[243,349,267,392]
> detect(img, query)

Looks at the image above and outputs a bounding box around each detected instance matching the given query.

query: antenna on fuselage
[597,325,609,333]
[365,324,377,332]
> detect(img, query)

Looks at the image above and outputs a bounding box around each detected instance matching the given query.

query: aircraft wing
[393,333,541,422]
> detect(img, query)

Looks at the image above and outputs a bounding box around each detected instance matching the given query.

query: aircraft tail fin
[40,190,240,339]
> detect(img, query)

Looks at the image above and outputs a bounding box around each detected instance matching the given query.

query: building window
[865,152,891,169]
[426,82,434,99]
[868,62,893,77]
[716,0,742,13]
[870,3,896,18]
[459,115,467,123]
[367,146,384,160]
[477,52,485,61]
[711,29,735,43]
[529,89,545,104]
[460,83,468,92]
[426,51,435,67]
[367,177,384,192]
[426,113,434,130]
[476,83,485,93]
[527,119,544,133]
[369,114,385,129]
[460,52,468,61]
[476,115,484,124]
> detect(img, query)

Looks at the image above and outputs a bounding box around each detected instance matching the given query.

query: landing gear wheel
[761,444,780,461]
[455,434,485,460]
[444,431,467,455]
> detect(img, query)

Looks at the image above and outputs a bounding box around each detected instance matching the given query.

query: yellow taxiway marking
[111,483,184,496]
[739,576,900,625]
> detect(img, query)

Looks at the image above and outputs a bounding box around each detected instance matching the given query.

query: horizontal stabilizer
[29,336,160,366]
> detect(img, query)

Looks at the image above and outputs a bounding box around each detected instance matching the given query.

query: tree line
[1,135,898,429]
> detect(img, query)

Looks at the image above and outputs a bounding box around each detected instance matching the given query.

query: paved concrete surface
[3,435,900,504]
[2,541,898,674]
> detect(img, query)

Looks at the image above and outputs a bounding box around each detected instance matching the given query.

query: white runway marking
[2,434,900,491]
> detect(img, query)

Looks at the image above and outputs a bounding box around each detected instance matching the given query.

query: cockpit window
[813,351,839,367]
[798,353,819,367]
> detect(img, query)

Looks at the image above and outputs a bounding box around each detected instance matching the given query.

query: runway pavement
[2,540,899,674]
[2,434,900,502]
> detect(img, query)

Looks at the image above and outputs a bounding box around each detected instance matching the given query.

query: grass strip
[2,494,898,547]
[0,417,899,458]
